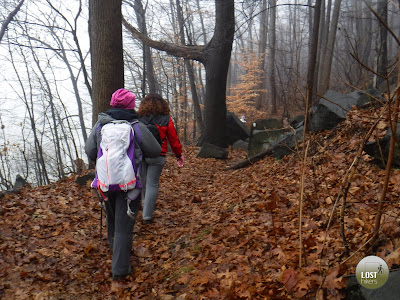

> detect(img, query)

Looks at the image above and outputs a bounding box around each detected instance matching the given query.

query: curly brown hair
[138,93,171,116]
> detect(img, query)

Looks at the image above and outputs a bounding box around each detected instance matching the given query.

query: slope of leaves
[1,107,400,299]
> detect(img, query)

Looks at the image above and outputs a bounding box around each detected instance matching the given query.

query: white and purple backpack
[91,120,142,193]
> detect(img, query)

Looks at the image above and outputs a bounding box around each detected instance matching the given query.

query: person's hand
[177,155,184,167]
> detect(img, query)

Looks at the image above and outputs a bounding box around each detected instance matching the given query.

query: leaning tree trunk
[89,0,124,125]
[123,0,234,149]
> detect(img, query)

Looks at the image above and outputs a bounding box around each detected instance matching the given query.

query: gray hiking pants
[104,191,140,277]
[142,156,166,221]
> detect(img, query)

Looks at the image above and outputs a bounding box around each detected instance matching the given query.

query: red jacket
[140,115,182,157]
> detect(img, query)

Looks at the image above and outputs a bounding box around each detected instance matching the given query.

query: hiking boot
[112,267,132,281]
[112,273,130,280]
[112,265,132,281]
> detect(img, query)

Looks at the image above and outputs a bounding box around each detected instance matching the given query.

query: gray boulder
[248,119,291,157]
[232,140,249,150]
[290,115,305,129]
[226,112,250,145]
[13,175,29,190]
[197,143,228,159]
[311,90,359,132]
[251,118,283,131]
[311,89,384,133]
[0,175,29,198]
[346,270,400,300]
[364,123,400,167]
[76,172,96,185]
[272,126,304,159]
[354,89,383,107]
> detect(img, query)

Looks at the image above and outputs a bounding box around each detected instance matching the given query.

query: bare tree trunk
[28,33,88,143]
[360,2,373,66]
[307,0,313,54]
[247,5,255,53]
[0,0,24,43]
[58,98,82,172]
[9,46,49,185]
[175,0,204,135]
[316,0,329,94]
[288,0,302,114]
[374,0,388,88]
[46,0,92,98]
[31,50,65,180]
[183,76,188,143]
[319,0,342,95]
[195,0,207,103]
[89,0,124,125]
[202,0,234,147]
[255,0,268,110]
[127,0,159,95]
[371,50,400,249]
[0,116,13,189]
[173,79,180,134]
[307,0,322,107]
[269,0,277,114]
[123,0,234,148]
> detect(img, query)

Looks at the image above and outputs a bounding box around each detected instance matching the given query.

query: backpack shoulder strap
[159,115,170,127]
[130,120,139,125]
[130,120,141,144]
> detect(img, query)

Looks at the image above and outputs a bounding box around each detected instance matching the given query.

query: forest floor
[1,106,400,299]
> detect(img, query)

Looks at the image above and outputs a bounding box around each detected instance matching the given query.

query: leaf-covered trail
[1,108,400,299]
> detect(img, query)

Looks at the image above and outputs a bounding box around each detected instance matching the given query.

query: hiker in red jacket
[138,93,184,224]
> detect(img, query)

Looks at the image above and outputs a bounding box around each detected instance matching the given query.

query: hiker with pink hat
[85,88,161,280]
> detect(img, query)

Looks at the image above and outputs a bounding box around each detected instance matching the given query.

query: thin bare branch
[0,0,25,43]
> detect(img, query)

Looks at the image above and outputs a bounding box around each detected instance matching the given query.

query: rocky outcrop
[226,112,250,145]
[197,143,229,159]
[310,89,383,132]
[248,119,292,157]
[364,123,400,168]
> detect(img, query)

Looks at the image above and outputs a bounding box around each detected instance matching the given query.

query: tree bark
[374,0,388,88]
[269,0,277,114]
[255,0,268,110]
[123,0,234,148]
[89,0,124,125]
[319,0,342,95]
[307,0,322,107]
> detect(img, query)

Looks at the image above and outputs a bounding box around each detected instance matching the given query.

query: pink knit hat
[110,88,136,110]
